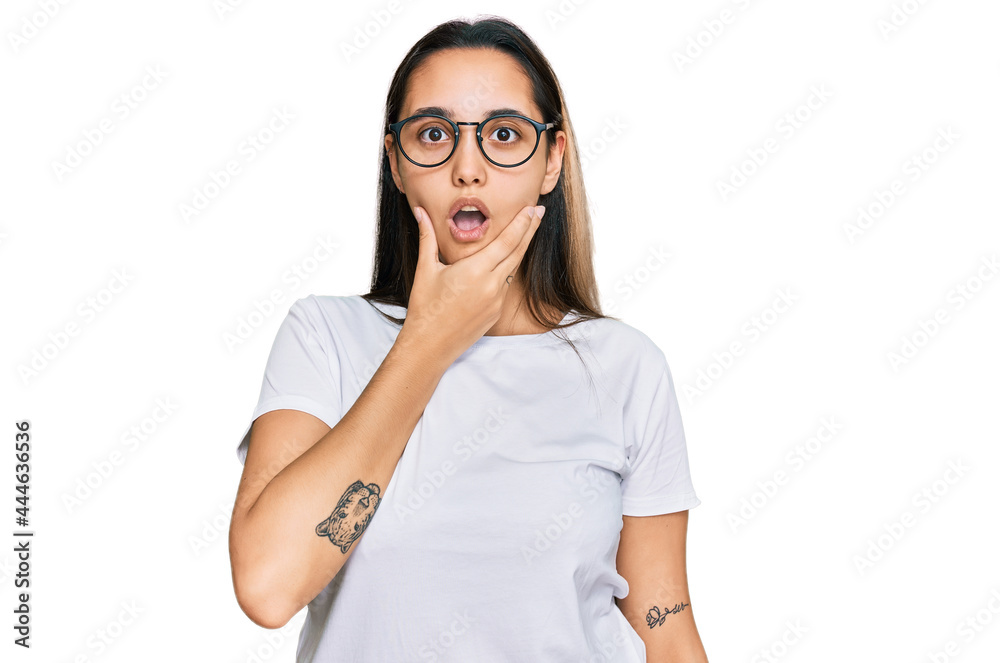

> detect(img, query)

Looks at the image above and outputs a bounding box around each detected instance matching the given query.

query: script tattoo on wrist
[645,602,689,629]
[315,480,381,554]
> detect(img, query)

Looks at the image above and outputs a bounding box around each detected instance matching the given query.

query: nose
[451,124,485,185]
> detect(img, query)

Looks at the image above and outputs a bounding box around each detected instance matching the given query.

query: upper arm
[230,409,332,623]
[620,345,700,518]
[232,297,344,518]
[616,338,705,656]
[233,409,332,520]
[615,510,708,662]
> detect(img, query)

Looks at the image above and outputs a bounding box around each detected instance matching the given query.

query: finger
[480,205,537,274]
[491,205,543,279]
[414,206,441,268]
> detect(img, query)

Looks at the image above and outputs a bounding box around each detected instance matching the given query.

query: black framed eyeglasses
[387,113,555,168]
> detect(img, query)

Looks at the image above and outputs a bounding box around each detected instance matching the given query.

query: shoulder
[286,294,402,350]
[576,314,670,373]
[288,293,383,326]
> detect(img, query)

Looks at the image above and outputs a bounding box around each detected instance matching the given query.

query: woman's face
[385,48,566,265]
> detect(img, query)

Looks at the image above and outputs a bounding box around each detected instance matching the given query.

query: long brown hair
[361,15,619,343]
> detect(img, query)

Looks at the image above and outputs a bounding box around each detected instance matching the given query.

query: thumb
[414,206,440,267]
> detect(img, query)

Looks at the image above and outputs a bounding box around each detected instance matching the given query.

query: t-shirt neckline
[367,297,575,349]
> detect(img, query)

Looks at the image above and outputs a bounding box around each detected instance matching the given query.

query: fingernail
[414,207,422,224]
[536,205,546,219]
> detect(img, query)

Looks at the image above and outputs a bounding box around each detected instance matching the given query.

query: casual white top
[236,294,700,663]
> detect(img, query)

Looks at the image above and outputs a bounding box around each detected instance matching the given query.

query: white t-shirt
[236,294,700,663]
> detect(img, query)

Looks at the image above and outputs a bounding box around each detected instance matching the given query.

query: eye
[489,124,522,143]
[417,125,452,144]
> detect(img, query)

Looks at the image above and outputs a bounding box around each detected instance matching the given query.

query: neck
[484,277,559,336]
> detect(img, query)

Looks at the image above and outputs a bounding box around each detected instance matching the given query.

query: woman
[230,15,708,663]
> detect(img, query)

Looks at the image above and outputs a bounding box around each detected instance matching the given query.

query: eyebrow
[411,106,526,120]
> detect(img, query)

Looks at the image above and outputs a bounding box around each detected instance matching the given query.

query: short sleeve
[620,347,701,517]
[236,296,344,466]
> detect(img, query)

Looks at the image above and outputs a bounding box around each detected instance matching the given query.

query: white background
[2,0,999,661]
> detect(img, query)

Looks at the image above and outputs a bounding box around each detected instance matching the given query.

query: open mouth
[453,209,486,230]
